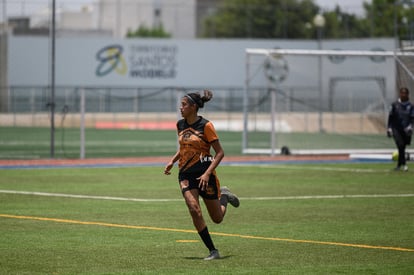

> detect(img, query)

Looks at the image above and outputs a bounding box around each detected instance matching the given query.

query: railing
[0,86,393,159]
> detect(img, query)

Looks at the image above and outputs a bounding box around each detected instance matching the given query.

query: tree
[360,0,414,39]
[322,6,366,39]
[202,0,320,38]
[201,0,414,40]
[361,0,398,37]
[126,24,171,38]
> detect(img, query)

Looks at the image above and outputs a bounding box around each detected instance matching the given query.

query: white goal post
[243,48,414,156]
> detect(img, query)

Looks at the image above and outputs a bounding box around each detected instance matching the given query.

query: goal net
[243,48,414,155]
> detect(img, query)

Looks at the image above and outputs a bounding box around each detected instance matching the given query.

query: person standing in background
[387,87,414,171]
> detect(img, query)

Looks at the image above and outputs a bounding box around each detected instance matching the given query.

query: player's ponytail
[185,90,213,109]
[200,90,213,107]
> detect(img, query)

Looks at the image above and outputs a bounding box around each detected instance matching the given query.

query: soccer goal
[243,47,414,156]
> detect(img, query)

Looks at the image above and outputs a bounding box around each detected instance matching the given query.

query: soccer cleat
[204,249,220,260]
[394,165,409,171]
[221,186,240,208]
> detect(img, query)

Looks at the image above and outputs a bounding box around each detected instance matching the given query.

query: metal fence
[0,85,398,159]
[0,86,384,126]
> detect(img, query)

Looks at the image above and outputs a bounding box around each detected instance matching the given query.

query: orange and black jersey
[177,116,219,173]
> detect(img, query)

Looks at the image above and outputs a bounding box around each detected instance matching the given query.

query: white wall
[8,37,397,99]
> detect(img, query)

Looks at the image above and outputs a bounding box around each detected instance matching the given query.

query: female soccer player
[387,87,414,171]
[164,90,239,260]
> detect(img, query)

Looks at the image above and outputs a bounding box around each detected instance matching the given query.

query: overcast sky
[316,0,366,14]
[2,0,367,19]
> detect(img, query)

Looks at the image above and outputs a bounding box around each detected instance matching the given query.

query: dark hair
[185,90,213,109]
[400,87,410,94]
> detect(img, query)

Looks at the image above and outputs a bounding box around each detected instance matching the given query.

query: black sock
[198,226,216,251]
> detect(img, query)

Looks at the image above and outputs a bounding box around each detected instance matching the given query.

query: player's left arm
[406,103,414,136]
[204,121,224,174]
[411,103,414,123]
[197,122,224,189]
[197,140,224,190]
[206,140,224,174]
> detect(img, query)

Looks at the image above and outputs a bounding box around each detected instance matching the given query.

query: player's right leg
[180,181,207,230]
[393,131,407,169]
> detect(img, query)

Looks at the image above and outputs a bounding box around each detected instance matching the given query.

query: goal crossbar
[243,48,414,156]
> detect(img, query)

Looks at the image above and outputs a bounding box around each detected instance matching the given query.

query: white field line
[243,194,414,200]
[0,190,182,202]
[0,190,413,202]
[253,165,382,173]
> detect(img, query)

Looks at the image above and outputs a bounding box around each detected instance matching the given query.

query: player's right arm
[164,150,180,175]
[387,103,396,137]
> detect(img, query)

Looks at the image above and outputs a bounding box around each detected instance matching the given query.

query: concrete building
[94,0,197,38]
[19,0,219,38]
[60,5,95,30]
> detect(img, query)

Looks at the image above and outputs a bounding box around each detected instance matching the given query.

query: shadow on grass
[184,255,233,260]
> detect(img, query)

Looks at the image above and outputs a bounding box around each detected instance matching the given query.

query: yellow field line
[0,213,196,233]
[1,213,413,253]
[210,232,414,252]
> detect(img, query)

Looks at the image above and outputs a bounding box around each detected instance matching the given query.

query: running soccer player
[387,87,414,171]
[164,90,239,260]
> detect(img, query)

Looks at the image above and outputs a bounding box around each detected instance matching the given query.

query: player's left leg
[202,173,227,223]
[204,198,225,224]
[203,187,240,223]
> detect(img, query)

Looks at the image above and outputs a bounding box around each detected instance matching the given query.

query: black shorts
[178,171,220,200]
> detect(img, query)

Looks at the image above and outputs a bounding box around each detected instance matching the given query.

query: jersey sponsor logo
[200,154,214,163]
